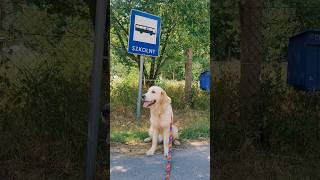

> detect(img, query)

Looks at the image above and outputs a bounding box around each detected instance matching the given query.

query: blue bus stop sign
[128,9,161,57]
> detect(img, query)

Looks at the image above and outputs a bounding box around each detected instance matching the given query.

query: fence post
[85,0,106,179]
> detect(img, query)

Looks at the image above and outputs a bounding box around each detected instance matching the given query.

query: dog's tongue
[143,101,152,108]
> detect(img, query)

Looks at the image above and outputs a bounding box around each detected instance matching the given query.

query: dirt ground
[111,138,210,156]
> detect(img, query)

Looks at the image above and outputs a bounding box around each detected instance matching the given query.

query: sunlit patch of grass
[179,110,210,139]
[111,131,149,144]
[180,125,210,139]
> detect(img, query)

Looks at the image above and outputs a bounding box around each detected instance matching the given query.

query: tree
[185,48,192,103]
[212,0,240,61]
[239,0,262,151]
[110,0,209,86]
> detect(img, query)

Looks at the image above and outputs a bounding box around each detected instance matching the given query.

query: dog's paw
[144,137,152,143]
[173,140,181,146]
[146,149,155,156]
[164,151,169,157]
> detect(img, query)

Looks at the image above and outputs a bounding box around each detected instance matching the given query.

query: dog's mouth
[143,100,156,108]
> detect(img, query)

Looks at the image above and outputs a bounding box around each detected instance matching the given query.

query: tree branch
[153,23,176,78]
[143,63,149,79]
[149,57,155,80]
[111,10,129,37]
[114,28,138,62]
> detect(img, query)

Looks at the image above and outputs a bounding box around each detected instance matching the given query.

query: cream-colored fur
[142,86,179,156]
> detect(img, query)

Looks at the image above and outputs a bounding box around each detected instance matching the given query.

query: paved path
[110,144,210,180]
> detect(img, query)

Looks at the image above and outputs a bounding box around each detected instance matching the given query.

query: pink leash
[165,116,173,180]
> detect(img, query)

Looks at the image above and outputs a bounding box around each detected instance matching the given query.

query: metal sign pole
[85,0,106,179]
[127,10,160,122]
[136,55,144,121]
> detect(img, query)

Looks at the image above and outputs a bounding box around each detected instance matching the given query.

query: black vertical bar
[210,0,215,176]
[85,0,106,179]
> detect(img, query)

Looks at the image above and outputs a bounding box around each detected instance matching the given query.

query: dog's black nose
[142,94,146,100]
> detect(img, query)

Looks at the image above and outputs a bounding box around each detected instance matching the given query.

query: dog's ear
[159,90,171,116]
[160,90,171,104]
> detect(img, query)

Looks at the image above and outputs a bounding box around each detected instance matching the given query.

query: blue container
[200,71,211,91]
[287,30,320,91]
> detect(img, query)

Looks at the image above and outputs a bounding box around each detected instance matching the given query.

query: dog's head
[142,86,171,110]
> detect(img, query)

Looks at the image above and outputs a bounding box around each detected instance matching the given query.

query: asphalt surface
[110,144,210,180]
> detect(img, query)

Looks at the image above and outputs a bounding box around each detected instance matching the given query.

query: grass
[212,60,320,179]
[111,131,149,144]
[110,109,210,144]
[213,151,320,180]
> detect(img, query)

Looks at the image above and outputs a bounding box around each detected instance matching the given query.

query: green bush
[260,67,320,156]
[212,62,320,157]
[111,76,210,115]
[0,59,108,178]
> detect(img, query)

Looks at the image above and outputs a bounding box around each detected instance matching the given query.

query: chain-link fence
[212,0,320,178]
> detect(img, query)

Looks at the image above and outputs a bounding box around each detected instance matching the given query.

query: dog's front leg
[163,128,169,157]
[146,128,158,156]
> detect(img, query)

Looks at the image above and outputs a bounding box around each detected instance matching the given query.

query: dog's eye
[151,91,155,93]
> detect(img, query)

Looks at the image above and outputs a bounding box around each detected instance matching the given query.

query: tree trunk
[239,0,262,152]
[185,48,193,104]
[147,57,156,87]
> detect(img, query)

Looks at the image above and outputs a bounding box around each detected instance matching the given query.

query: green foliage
[0,55,11,100]
[111,0,209,80]
[159,56,209,81]
[260,66,320,156]
[23,0,91,35]
[212,62,320,157]
[0,59,95,179]
[212,0,240,61]
[212,66,240,150]
[111,70,139,113]
[0,3,102,178]
[213,0,320,62]
[111,76,210,113]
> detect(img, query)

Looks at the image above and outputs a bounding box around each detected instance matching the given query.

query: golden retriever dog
[142,86,180,156]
